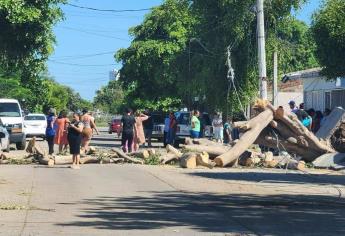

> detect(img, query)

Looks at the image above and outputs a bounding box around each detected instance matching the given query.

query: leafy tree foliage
[116,0,194,110]
[311,0,345,78]
[116,0,317,114]
[93,80,125,114]
[0,0,65,75]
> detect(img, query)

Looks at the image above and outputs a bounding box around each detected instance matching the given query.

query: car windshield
[177,113,190,125]
[0,103,21,117]
[25,116,45,121]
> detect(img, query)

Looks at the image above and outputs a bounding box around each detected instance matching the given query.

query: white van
[0,99,26,150]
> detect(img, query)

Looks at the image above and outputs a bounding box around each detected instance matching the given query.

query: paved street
[1,159,345,235]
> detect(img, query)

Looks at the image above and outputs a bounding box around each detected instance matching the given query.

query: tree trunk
[166,144,183,158]
[196,152,215,169]
[128,150,150,159]
[179,153,197,169]
[160,153,179,164]
[182,145,230,158]
[111,148,144,164]
[214,109,274,167]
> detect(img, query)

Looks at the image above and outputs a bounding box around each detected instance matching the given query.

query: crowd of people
[45,108,99,169]
[288,100,331,133]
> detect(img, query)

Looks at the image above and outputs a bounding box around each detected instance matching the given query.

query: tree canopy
[311,0,345,79]
[116,0,317,114]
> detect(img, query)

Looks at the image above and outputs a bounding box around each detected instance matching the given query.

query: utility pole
[257,0,267,100]
[273,51,278,107]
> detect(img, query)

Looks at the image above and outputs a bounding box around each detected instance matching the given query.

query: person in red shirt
[167,112,177,145]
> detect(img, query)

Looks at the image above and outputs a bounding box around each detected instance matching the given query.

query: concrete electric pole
[273,51,278,107]
[257,0,268,100]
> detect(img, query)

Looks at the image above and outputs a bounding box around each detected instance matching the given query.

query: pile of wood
[23,137,145,167]
[177,100,337,168]
[159,144,216,169]
[315,107,345,153]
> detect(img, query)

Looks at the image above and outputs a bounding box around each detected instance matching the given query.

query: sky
[48,0,321,101]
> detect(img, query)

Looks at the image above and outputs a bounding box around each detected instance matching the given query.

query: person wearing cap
[288,101,298,114]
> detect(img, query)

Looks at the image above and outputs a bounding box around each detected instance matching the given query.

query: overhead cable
[66,3,153,13]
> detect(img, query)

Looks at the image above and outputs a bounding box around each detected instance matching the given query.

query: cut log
[179,153,197,169]
[316,107,345,140]
[38,156,54,167]
[111,148,144,164]
[238,150,261,167]
[196,152,214,169]
[192,139,219,146]
[215,108,274,167]
[272,106,335,161]
[26,137,46,157]
[161,153,179,164]
[166,144,183,158]
[128,150,150,159]
[182,145,230,158]
[80,156,100,164]
[147,149,156,156]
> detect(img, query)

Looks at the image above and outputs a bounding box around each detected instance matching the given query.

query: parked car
[24,114,47,139]
[176,111,213,141]
[151,112,165,141]
[108,118,122,137]
[0,99,26,150]
[0,119,10,152]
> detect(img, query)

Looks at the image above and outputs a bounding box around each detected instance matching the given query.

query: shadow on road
[57,191,345,235]
[189,171,345,187]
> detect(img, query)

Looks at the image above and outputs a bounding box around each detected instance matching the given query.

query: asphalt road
[90,130,164,150]
[1,131,345,235]
[1,164,345,236]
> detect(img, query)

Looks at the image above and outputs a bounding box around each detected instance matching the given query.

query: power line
[66,3,153,13]
[51,51,115,60]
[49,59,119,67]
[59,26,129,41]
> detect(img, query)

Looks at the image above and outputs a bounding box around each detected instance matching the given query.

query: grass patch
[7,159,33,165]
[144,154,161,165]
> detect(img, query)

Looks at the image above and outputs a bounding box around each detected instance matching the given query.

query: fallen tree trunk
[160,153,179,164]
[182,145,230,158]
[179,153,197,169]
[111,148,144,164]
[128,150,150,159]
[196,152,215,169]
[214,108,274,167]
[37,156,54,166]
[166,144,183,158]
[26,137,46,157]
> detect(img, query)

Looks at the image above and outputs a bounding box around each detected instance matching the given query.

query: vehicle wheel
[16,138,26,150]
[108,131,112,134]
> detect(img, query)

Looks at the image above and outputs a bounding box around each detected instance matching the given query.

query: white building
[283,68,345,111]
[109,70,120,81]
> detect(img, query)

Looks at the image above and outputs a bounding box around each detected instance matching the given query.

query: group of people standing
[288,100,330,133]
[45,109,99,169]
[121,108,151,153]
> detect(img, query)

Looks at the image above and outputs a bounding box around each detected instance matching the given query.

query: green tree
[0,0,65,76]
[94,80,125,114]
[311,0,345,78]
[116,0,195,109]
[116,0,316,114]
